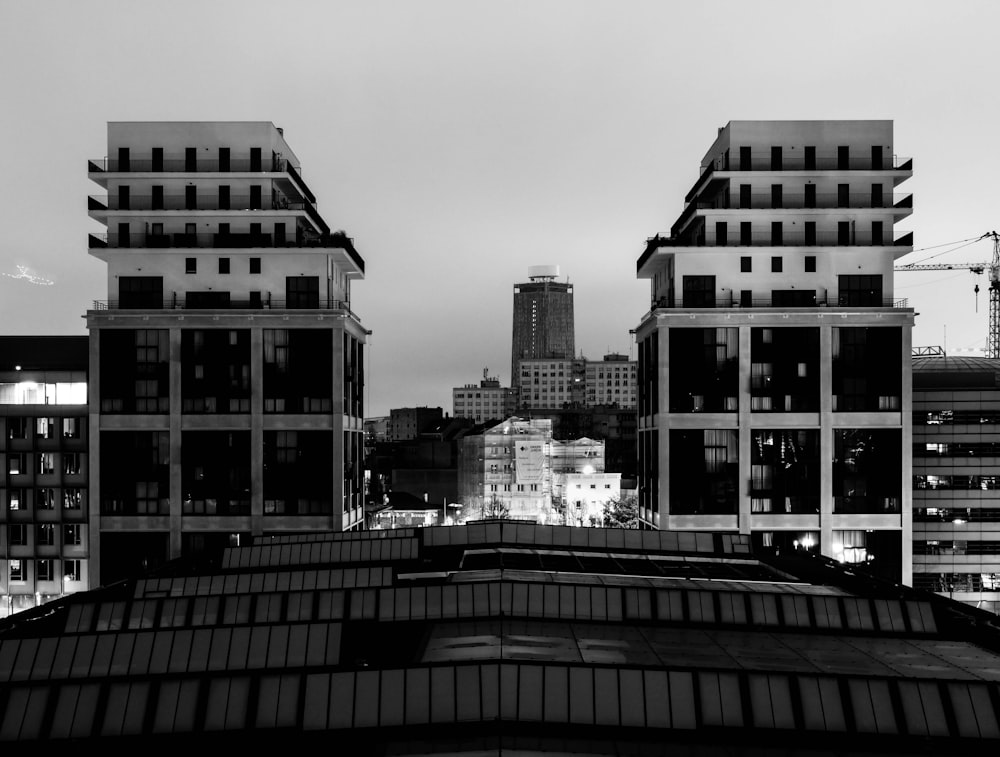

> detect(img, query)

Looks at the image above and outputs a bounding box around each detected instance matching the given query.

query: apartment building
[452,372,513,423]
[0,337,89,616]
[86,122,366,585]
[912,354,1000,613]
[635,120,914,583]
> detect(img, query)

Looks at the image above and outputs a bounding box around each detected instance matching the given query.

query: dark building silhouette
[510,265,574,385]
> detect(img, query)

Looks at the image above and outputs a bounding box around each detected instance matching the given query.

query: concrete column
[819,322,835,557]
[86,325,101,588]
[168,327,183,560]
[250,326,264,537]
[738,325,752,535]
[901,320,914,586]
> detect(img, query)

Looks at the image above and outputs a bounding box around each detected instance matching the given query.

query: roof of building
[912,355,1000,389]
[2,523,1000,751]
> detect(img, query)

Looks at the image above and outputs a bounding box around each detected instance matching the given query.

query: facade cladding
[86,122,367,588]
[912,355,1000,614]
[0,338,89,618]
[1,524,1000,751]
[636,121,915,585]
[510,267,575,386]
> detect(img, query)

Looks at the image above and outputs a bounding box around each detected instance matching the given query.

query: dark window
[185,147,197,172]
[152,185,163,210]
[250,148,262,172]
[117,222,130,248]
[771,184,782,208]
[770,146,782,170]
[804,184,816,208]
[286,276,320,309]
[838,184,849,208]
[872,221,884,246]
[838,146,849,170]
[118,185,130,211]
[741,256,752,273]
[250,185,262,210]
[740,222,752,246]
[249,257,261,274]
[117,147,129,172]
[186,291,231,308]
[219,185,230,210]
[151,223,163,237]
[739,146,751,170]
[715,222,727,246]
[740,184,751,209]
[274,223,286,247]
[771,222,783,245]
[185,258,196,274]
[838,221,851,246]
[119,276,163,309]
[805,222,816,246]
[682,276,716,308]
[740,290,752,307]
[219,258,230,274]
[249,291,262,308]
[185,185,196,210]
[805,256,816,273]
[838,275,883,306]
[771,257,782,273]
[219,147,230,172]
[871,146,883,170]
[804,146,816,170]
[871,183,883,208]
[771,290,815,307]
[151,147,163,172]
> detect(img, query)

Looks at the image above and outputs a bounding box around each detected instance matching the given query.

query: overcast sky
[1,0,998,416]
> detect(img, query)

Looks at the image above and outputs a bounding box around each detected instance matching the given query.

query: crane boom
[894,262,986,273]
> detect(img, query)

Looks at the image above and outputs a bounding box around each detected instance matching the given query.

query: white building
[515,354,636,411]
[452,371,513,423]
[635,120,914,584]
[86,122,367,585]
[584,354,637,409]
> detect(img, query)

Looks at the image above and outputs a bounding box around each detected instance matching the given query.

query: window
[741,257,752,273]
[771,222,783,245]
[37,524,55,546]
[63,453,83,475]
[9,560,24,582]
[219,185,230,210]
[250,257,261,274]
[715,222,727,246]
[805,222,816,246]
[36,488,55,510]
[771,257,783,273]
[63,524,82,546]
[62,418,81,438]
[219,257,230,274]
[64,560,82,582]
[9,525,26,546]
[37,453,55,475]
[63,489,83,510]
[805,256,816,273]
[36,417,55,439]
[37,559,53,581]
[186,258,197,274]
[8,417,27,439]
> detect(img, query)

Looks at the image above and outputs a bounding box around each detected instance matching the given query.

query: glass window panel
[689,592,715,623]
[528,585,545,618]
[512,583,528,616]
[266,625,289,668]
[329,672,355,728]
[49,685,83,739]
[0,687,29,740]
[70,636,97,678]
[378,588,394,620]
[101,682,131,736]
[455,665,481,722]
[316,590,344,620]
[191,596,219,626]
[302,674,330,730]
[256,675,281,729]
[518,665,544,721]
[618,669,644,727]
[90,635,116,678]
[247,626,270,669]
[380,669,405,726]
[395,587,411,620]
[431,666,456,722]
[843,598,875,630]
[11,639,36,681]
[594,668,620,726]
[473,583,490,616]
[574,586,591,620]
[543,585,559,618]
[543,665,569,723]
[208,627,233,671]
[49,637,77,679]
[480,664,499,721]
[167,629,193,673]
[969,684,1000,737]
[643,670,670,727]
[130,632,155,675]
[500,663,518,720]
[405,667,430,725]
[781,595,809,627]
[410,586,427,621]
[228,627,252,669]
[568,666,594,724]
[849,679,882,733]
[750,594,780,625]
[442,586,459,618]
[109,634,135,677]
[70,683,100,738]
[189,629,212,671]
[669,671,697,729]
[286,625,308,668]
[812,596,842,629]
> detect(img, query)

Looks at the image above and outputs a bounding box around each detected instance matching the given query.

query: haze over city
[1,0,998,416]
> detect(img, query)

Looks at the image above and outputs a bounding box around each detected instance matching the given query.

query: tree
[602,494,638,528]
[478,495,510,520]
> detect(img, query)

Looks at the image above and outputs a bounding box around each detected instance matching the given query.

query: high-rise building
[912,354,1000,614]
[86,122,367,585]
[510,265,574,385]
[635,120,914,584]
[0,337,89,617]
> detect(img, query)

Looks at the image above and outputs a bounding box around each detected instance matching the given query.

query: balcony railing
[645,230,913,251]
[89,231,351,250]
[702,152,914,173]
[651,296,909,310]
[693,192,913,211]
[89,157,298,173]
[88,194,316,213]
[91,296,360,317]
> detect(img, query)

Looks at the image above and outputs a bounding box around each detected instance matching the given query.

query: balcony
[720,152,913,172]
[692,192,913,212]
[91,296,361,318]
[650,295,910,310]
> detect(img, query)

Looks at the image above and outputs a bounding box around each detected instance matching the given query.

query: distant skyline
[2,0,998,416]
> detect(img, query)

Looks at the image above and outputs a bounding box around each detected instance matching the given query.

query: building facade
[388,407,442,442]
[86,122,367,586]
[510,265,574,385]
[452,372,513,423]
[584,353,637,409]
[636,120,914,583]
[912,355,1000,614]
[0,338,89,617]
[515,354,636,412]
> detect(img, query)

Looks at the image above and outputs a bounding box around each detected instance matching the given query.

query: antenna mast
[987,232,1000,358]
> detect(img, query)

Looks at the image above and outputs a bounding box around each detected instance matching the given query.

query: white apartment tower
[635,121,914,584]
[86,122,367,585]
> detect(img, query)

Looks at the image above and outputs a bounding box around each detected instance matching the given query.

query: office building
[515,354,636,412]
[912,354,1000,614]
[510,265,574,385]
[2,523,1000,752]
[584,353,636,408]
[636,120,914,583]
[452,370,514,423]
[0,337,89,617]
[86,122,367,586]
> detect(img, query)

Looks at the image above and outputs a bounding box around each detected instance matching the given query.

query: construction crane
[894,231,1000,358]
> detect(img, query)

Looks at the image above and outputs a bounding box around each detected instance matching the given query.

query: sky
[1,0,998,417]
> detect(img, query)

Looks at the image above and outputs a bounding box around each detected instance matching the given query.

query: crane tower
[988,231,1000,359]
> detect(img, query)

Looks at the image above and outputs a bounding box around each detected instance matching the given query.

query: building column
[168,327,183,560]
[901,319,914,586]
[738,325,752,535]
[250,326,264,538]
[819,322,835,557]
[87,326,101,589]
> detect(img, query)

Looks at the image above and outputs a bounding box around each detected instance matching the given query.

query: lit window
[9,560,24,582]
[64,560,82,582]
